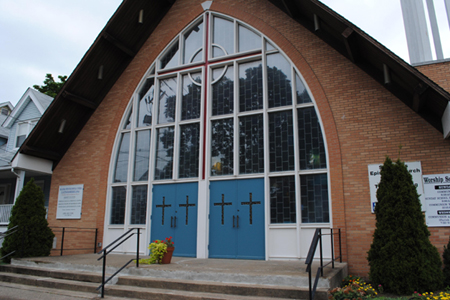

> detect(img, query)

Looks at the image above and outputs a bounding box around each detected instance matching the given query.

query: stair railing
[96,227,141,298]
[0,225,20,261]
[305,228,342,300]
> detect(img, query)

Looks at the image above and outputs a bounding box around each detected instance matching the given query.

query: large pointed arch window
[108,13,329,227]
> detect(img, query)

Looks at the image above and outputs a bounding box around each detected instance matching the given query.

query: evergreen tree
[33,73,67,98]
[367,157,443,294]
[1,179,54,263]
[443,238,450,287]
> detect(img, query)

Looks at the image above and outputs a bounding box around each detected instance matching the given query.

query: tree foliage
[1,178,54,263]
[367,157,443,294]
[33,73,67,97]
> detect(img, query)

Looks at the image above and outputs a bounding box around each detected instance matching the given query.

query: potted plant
[140,237,175,264]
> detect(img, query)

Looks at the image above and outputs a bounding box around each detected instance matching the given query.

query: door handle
[233,215,235,228]
[237,215,239,228]
[171,216,173,228]
[174,216,177,228]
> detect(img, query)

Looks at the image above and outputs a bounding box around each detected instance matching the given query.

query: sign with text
[56,184,84,219]
[368,161,424,213]
[423,174,450,227]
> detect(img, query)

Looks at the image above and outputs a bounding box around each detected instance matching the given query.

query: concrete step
[0,264,328,299]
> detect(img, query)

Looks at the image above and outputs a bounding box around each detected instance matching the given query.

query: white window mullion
[173,73,182,179]
[233,60,239,176]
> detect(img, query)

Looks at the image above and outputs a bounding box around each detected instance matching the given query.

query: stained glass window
[239,60,263,112]
[130,185,147,224]
[137,78,154,127]
[133,130,151,181]
[110,186,126,224]
[301,174,329,223]
[155,127,174,180]
[211,118,234,176]
[161,42,179,69]
[184,21,204,64]
[113,133,130,183]
[296,73,311,104]
[179,123,200,178]
[269,111,294,172]
[297,107,326,170]
[239,115,264,174]
[158,77,177,124]
[238,25,261,53]
[267,53,292,108]
[213,17,234,57]
[182,73,201,120]
[270,176,296,223]
[212,66,234,116]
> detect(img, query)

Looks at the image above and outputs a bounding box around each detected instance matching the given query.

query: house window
[15,120,37,148]
[1,108,9,116]
[108,13,329,227]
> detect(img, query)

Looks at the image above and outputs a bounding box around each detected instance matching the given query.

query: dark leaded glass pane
[161,41,179,69]
[184,21,203,64]
[133,130,151,181]
[155,127,174,180]
[211,118,233,176]
[269,111,294,172]
[239,60,263,112]
[114,133,130,183]
[182,73,201,120]
[270,176,296,223]
[212,66,234,116]
[158,77,177,124]
[238,25,261,53]
[296,73,311,104]
[267,53,292,108]
[239,115,264,174]
[298,107,326,170]
[213,17,234,57]
[130,185,147,224]
[179,123,200,178]
[137,78,154,127]
[301,174,329,223]
[110,186,126,224]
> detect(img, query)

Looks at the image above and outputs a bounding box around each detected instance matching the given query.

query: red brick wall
[416,61,450,93]
[47,0,450,276]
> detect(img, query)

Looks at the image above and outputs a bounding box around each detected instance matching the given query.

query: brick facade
[46,0,450,276]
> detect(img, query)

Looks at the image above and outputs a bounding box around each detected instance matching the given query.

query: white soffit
[11,153,53,174]
[443,102,450,139]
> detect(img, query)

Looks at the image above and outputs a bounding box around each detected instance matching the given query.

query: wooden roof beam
[342,27,358,63]
[62,90,98,110]
[413,83,429,113]
[102,31,136,57]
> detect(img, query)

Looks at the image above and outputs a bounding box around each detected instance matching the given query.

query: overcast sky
[0,0,449,106]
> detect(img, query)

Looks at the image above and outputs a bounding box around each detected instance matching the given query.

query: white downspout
[11,168,25,204]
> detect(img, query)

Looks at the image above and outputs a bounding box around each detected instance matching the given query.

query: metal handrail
[97,228,141,298]
[305,228,342,300]
[50,227,98,256]
[0,225,20,261]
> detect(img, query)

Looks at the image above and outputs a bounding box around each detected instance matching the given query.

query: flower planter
[161,247,174,264]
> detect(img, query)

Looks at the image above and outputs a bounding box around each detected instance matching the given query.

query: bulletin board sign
[368,161,424,213]
[56,184,84,219]
[423,174,450,227]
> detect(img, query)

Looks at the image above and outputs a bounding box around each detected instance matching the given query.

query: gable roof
[3,88,53,129]
[17,0,450,167]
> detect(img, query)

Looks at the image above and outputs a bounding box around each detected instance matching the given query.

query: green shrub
[443,237,450,287]
[367,157,443,294]
[1,178,54,263]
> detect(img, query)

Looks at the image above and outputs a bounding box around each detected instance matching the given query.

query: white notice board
[368,162,424,213]
[56,184,84,219]
[423,174,450,227]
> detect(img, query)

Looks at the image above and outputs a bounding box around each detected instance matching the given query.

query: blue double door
[209,179,265,259]
[151,183,198,257]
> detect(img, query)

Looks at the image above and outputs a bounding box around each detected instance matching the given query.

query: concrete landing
[11,254,347,289]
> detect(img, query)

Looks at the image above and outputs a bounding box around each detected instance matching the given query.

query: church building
[15,0,450,276]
